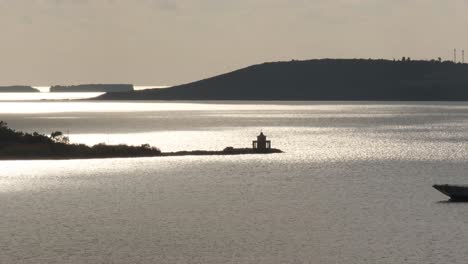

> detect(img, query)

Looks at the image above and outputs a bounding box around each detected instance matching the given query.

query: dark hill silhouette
[96,59,468,101]
[51,84,133,93]
[0,86,39,92]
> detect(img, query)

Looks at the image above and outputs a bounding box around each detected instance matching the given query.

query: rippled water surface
[2,101,468,264]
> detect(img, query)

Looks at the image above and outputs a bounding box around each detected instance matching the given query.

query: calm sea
[1,101,468,264]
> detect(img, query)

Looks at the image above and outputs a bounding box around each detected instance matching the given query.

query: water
[0,92,105,101]
[1,101,468,263]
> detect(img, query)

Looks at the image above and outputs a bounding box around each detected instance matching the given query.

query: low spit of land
[50,84,134,93]
[0,121,282,160]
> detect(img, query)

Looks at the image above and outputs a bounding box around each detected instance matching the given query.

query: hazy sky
[0,0,467,86]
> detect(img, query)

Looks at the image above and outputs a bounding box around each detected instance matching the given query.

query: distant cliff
[0,86,39,93]
[51,84,134,93]
[96,59,468,101]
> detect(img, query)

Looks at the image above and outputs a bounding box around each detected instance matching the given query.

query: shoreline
[0,148,283,161]
[1,121,282,161]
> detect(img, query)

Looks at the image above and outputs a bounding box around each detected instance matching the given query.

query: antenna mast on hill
[463,50,465,64]
[454,48,457,63]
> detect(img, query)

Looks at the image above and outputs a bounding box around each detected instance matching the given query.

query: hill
[0,86,39,92]
[51,84,134,93]
[95,59,468,101]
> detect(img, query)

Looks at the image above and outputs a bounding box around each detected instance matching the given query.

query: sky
[0,0,467,86]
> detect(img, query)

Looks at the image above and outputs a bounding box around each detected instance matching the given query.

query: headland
[0,121,282,160]
[95,59,468,101]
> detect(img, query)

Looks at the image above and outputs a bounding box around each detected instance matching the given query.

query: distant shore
[0,86,39,93]
[50,84,134,93]
[94,59,468,101]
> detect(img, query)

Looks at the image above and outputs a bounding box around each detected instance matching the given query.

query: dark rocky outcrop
[0,121,282,160]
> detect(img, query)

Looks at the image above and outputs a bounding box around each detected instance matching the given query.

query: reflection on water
[2,101,468,263]
[0,101,342,113]
[0,92,104,101]
[0,100,395,113]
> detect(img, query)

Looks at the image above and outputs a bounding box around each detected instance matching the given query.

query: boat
[433,184,468,201]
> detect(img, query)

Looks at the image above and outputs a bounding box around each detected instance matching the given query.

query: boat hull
[433,184,468,201]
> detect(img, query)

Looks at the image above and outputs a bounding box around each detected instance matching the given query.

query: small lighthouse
[252,132,271,152]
